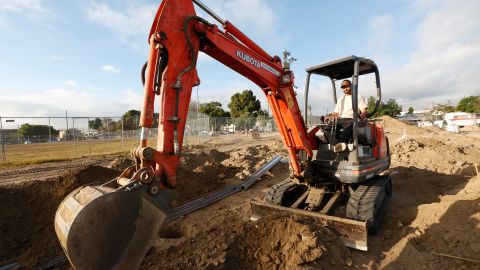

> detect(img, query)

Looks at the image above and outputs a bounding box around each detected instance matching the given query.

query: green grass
[0,138,146,168]
[0,135,208,168]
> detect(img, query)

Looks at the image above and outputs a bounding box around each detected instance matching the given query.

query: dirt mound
[381,116,428,136]
[226,215,352,270]
[0,166,118,269]
[175,142,287,204]
[142,214,352,270]
[105,157,133,171]
[461,125,480,132]
[391,137,479,175]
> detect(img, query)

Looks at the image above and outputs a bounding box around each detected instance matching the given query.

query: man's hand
[359,108,367,120]
[332,112,339,118]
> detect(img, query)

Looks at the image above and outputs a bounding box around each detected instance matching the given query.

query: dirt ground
[0,118,479,270]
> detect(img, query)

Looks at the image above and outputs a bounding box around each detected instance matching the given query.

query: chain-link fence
[0,114,277,164]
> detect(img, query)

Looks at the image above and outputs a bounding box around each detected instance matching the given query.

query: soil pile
[175,141,286,204]
[364,116,480,270]
[0,166,118,269]
[461,125,480,132]
[391,138,479,175]
[142,214,352,270]
[226,215,352,270]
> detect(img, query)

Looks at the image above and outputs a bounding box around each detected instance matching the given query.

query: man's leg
[338,118,353,143]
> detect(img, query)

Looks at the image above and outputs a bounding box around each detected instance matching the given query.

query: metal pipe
[350,61,360,163]
[192,0,225,25]
[304,72,311,125]
[240,156,282,189]
[164,155,281,222]
[331,78,337,105]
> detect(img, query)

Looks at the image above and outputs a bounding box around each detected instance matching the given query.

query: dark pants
[324,118,353,144]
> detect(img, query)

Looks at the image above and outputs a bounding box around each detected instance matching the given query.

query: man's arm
[358,96,368,119]
[332,95,342,118]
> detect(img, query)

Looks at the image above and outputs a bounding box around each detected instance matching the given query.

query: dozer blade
[54,185,166,270]
[250,200,368,251]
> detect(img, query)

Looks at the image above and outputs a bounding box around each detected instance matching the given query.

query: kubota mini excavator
[54,0,391,269]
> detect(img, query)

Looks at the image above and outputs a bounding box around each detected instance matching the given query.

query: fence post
[73,117,76,153]
[48,117,52,157]
[106,119,110,144]
[88,117,92,157]
[0,116,5,162]
[121,116,124,149]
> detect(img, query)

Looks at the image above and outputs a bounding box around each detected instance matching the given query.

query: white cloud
[0,0,51,23]
[367,15,394,59]
[101,65,120,74]
[0,88,141,119]
[64,80,76,86]
[84,0,285,52]
[369,0,480,110]
[50,54,64,61]
[84,2,156,43]
[0,0,46,14]
[195,0,285,50]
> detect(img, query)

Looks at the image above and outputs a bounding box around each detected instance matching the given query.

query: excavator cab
[303,55,390,184]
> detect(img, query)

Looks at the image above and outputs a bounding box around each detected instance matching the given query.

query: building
[444,112,480,127]
[59,128,83,140]
[0,129,20,144]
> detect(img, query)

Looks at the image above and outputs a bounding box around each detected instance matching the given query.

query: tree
[433,104,455,113]
[257,109,269,117]
[199,101,230,117]
[228,90,261,117]
[100,118,116,132]
[18,124,58,139]
[256,113,270,129]
[380,99,402,117]
[367,96,402,117]
[120,110,141,130]
[408,107,414,114]
[88,118,103,130]
[456,96,480,113]
[367,96,377,116]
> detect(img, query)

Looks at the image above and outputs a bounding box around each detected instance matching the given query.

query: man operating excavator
[330,79,368,152]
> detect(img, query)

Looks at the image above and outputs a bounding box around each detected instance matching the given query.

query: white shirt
[333,94,368,118]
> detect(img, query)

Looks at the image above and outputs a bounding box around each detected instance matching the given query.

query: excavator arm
[141,0,312,187]
[54,0,315,269]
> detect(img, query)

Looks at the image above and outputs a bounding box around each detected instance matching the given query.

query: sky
[0,0,479,121]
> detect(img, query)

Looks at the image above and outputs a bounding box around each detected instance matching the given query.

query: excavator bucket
[54,185,166,270]
[250,200,368,251]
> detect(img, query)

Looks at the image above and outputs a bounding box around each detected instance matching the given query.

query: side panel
[372,123,388,159]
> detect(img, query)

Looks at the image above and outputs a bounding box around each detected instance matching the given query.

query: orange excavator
[54,0,391,268]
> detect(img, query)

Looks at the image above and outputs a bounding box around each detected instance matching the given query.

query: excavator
[54,0,391,269]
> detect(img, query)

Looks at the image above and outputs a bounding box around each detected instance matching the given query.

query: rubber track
[347,175,391,230]
[266,178,297,205]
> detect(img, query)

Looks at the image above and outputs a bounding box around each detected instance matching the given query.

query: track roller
[266,178,307,206]
[346,174,392,233]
